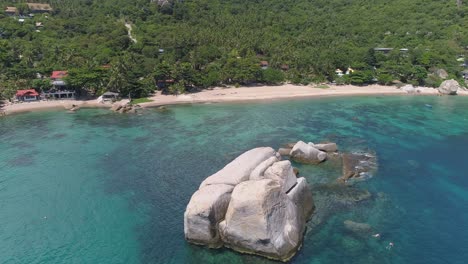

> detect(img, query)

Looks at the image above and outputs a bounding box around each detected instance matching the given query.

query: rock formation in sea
[185,140,379,261]
[184,147,314,262]
[290,141,327,164]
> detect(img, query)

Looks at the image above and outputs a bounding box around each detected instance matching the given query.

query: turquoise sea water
[1,96,468,264]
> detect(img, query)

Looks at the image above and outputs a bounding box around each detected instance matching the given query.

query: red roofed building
[44,70,75,99]
[51,70,68,88]
[16,89,40,102]
[51,71,68,80]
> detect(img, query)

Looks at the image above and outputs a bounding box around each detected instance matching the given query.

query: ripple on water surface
[1,96,468,264]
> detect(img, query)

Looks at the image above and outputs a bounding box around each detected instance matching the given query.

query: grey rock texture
[184,147,314,262]
[290,141,327,164]
[438,79,460,95]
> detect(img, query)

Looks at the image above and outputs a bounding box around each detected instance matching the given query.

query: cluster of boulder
[184,147,314,262]
[279,141,337,164]
[400,79,463,95]
[184,140,378,261]
[110,100,139,113]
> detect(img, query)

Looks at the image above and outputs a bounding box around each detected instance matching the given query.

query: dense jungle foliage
[0,0,467,99]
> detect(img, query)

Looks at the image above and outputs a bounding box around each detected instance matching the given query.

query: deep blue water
[1,96,467,263]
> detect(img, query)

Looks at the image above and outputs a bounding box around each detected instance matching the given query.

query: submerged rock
[438,79,460,95]
[290,141,327,164]
[339,152,377,182]
[343,220,373,235]
[307,183,372,230]
[184,147,314,262]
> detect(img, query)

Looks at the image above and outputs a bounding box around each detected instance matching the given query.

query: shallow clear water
[1,96,467,264]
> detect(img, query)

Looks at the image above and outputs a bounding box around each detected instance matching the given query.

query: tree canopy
[0,0,467,98]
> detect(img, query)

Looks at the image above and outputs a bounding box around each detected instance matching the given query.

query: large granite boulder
[250,156,280,180]
[184,147,314,262]
[263,160,297,193]
[290,141,327,164]
[312,142,338,153]
[438,79,460,95]
[287,177,314,220]
[219,179,309,262]
[200,147,277,188]
[184,184,234,247]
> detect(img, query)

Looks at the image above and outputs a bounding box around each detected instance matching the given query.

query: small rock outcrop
[111,100,138,113]
[290,141,327,164]
[185,147,314,262]
[438,79,460,95]
[401,84,415,93]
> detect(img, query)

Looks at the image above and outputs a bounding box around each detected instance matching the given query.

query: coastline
[2,84,467,115]
[0,99,110,116]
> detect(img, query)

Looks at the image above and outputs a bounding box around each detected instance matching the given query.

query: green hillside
[1,0,467,98]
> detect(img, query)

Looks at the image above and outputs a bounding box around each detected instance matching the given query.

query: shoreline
[2,84,467,116]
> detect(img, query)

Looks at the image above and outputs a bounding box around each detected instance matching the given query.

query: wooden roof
[27,3,53,11]
[5,6,17,13]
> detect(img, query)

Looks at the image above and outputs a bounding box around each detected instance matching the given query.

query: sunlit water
[1,96,467,264]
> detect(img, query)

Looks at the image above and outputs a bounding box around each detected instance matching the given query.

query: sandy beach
[2,84,467,115]
[140,84,467,108]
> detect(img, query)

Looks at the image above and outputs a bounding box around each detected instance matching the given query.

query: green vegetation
[314,84,330,89]
[131,97,153,104]
[0,0,467,99]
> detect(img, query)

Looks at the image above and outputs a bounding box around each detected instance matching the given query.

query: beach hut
[15,89,40,102]
[5,6,17,16]
[346,68,355,75]
[335,69,344,77]
[102,92,119,102]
